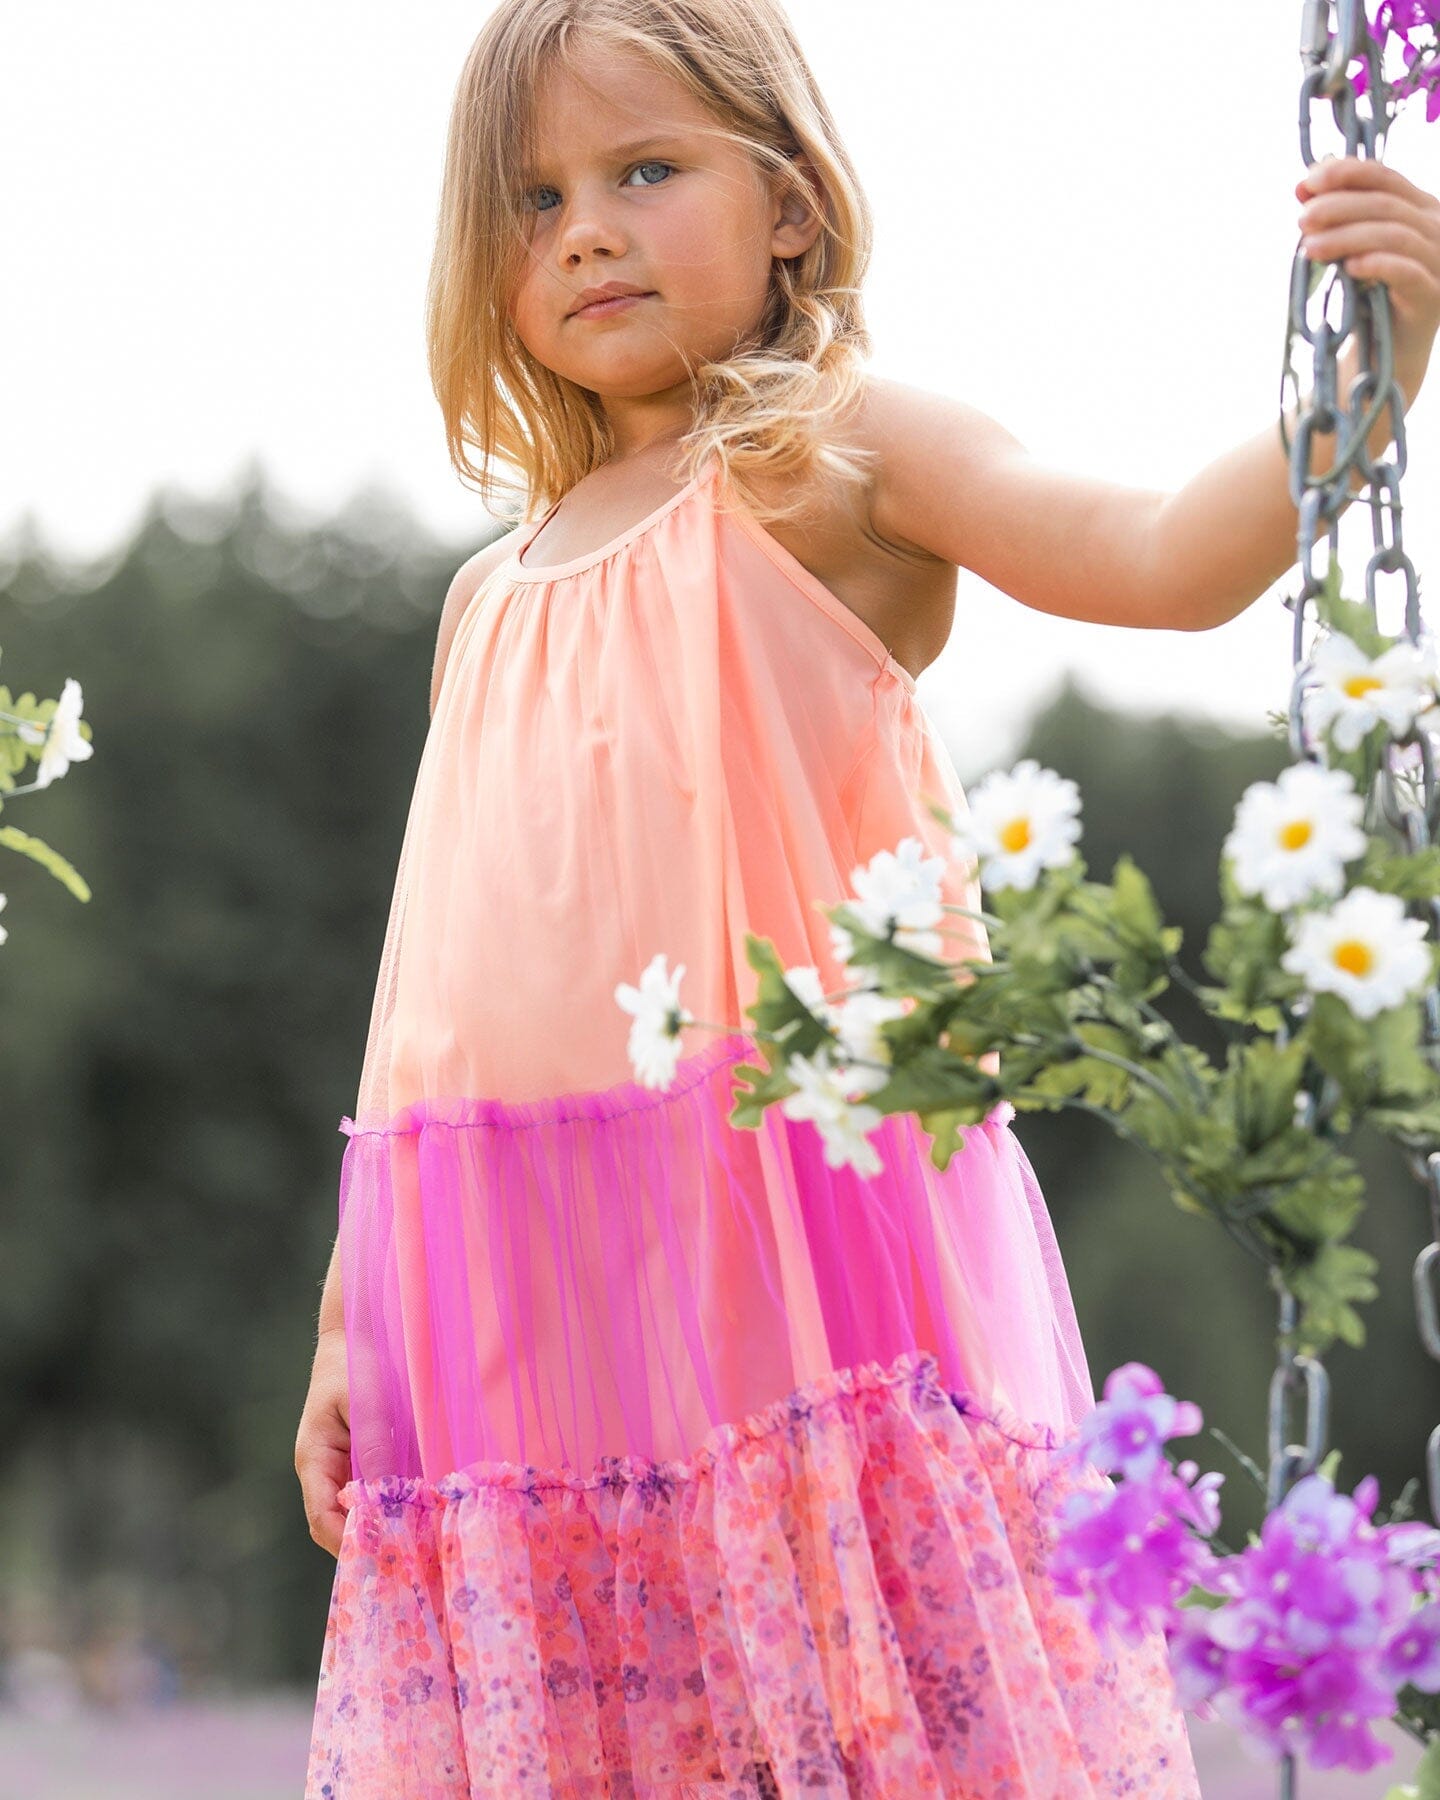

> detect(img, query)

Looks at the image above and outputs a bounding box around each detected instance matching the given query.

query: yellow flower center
[1342,674,1383,699]
[1278,819,1313,851]
[1332,938,1374,977]
[999,816,1032,854]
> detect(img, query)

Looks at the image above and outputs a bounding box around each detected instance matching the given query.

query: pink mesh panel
[338,1031,1093,1485]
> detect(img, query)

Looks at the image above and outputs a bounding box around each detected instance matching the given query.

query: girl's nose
[555,188,625,248]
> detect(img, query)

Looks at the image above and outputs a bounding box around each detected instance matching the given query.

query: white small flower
[0,894,7,946]
[842,836,946,958]
[1223,762,1368,912]
[1280,885,1432,1021]
[782,964,841,1030]
[614,952,695,1089]
[833,989,908,1096]
[1302,630,1433,753]
[29,678,94,790]
[828,920,864,972]
[950,758,1081,892]
[780,1048,885,1175]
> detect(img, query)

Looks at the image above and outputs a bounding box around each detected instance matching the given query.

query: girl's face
[507,42,820,447]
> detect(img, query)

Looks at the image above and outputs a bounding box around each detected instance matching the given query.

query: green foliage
[1307,990,1438,1110]
[1286,1242,1381,1351]
[0,822,92,902]
[1200,862,1299,1017]
[1382,1730,1440,1799]
[743,645,1440,1360]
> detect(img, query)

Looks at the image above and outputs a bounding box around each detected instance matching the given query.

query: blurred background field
[1,480,1438,1793]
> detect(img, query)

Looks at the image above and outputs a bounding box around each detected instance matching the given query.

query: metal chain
[1274,1,1426,1791]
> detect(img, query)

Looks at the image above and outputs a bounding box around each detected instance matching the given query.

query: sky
[3,1,1438,781]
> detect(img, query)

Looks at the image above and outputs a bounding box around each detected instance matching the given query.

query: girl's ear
[771,154,824,261]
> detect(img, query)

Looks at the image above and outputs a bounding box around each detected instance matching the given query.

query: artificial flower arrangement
[615,565,1440,1785]
[0,661,96,940]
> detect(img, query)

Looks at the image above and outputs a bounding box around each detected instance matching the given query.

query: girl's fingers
[1301,220,1437,267]
[301,1461,350,1556]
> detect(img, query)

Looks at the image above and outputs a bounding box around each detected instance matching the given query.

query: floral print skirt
[304,1348,1200,1798]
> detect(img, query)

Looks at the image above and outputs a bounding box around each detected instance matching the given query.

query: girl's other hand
[294,1327,351,1558]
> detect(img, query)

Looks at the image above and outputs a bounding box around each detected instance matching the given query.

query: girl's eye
[625,160,674,189]
[524,161,675,215]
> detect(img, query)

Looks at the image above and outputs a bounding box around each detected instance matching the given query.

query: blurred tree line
[0,473,1436,1699]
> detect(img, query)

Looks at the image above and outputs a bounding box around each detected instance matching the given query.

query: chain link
[1273,1,1425,1790]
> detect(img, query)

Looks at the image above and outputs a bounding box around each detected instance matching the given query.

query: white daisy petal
[779,1048,886,1174]
[956,759,1082,892]
[32,678,93,791]
[1280,885,1432,1021]
[614,952,694,1088]
[1303,630,1432,755]
[1223,761,1368,912]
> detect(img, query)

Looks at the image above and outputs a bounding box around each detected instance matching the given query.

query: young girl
[294,2,1438,1794]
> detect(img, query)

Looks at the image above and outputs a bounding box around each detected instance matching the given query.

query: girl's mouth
[571,292,654,319]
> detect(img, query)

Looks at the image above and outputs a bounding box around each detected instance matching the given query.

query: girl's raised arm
[866,275,1428,640]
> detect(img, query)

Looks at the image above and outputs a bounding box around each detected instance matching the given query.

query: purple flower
[1350,0,1440,116]
[1167,1608,1230,1711]
[1203,1471,1440,1770]
[1050,1462,1223,1649]
[1379,1600,1440,1689]
[1058,1366,1440,1775]
[1076,1361,1204,1482]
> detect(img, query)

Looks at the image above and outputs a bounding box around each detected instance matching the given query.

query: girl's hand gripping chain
[1296,153,1440,393]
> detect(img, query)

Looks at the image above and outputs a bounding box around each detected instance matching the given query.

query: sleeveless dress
[303,454,1202,1798]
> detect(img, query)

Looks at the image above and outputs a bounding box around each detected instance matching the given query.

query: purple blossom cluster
[1351,0,1440,120]
[1049,1361,1440,1773]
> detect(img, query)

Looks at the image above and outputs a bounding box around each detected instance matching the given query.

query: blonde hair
[425,0,877,528]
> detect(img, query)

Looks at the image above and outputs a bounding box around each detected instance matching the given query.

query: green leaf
[1356,841,1440,905]
[1304,990,1435,1109]
[1258,1142,1366,1244]
[1174,1584,1228,1613]
[866,1041,999,1122]
[1383,1731,1440,1799]
[0,824,91,902]
[1200,895,1298,1015]
[1311,568,1391,659]
[1194,982,1285,1033]
[1026,1044,1134,1111]
[1287,1243,1380,1353]
[1220,1036,1308,1151]
[1369,1000,1439,1101]
[726,1061,795,1130]
[1367,1095,1440,1151]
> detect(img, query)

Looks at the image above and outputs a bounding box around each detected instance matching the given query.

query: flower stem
[940,901,1006,930]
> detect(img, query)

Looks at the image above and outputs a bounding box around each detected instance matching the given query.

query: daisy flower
[1280,886,1432,1021]
[780,1047,885,1175]
[1223,762,1368,912]
[832,988,908,1096]
[830,835,945,965]
[23,678,94,790]
[614,952,694,1088]
[1302,629,1433,753]
[950,758,1081,892]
